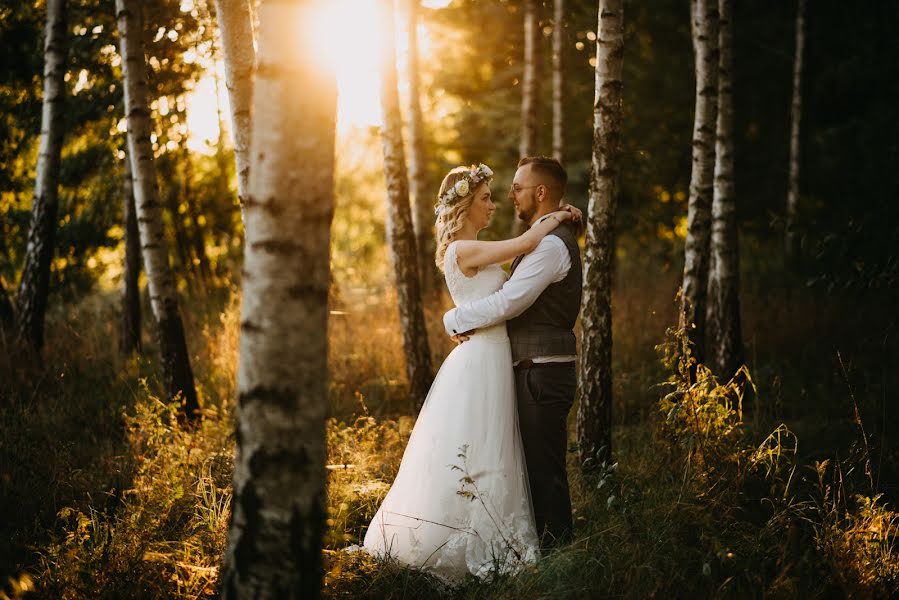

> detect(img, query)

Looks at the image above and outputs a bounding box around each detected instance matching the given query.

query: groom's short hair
[518,156,567,202]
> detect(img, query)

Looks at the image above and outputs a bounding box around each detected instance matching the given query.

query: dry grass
[0,266,896,598]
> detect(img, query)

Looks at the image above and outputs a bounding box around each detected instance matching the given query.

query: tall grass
[0,265,896,598]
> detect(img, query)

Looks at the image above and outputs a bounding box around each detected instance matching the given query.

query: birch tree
[213,0,254,220]
[220,1,337,595]
[680,0,718,372]
[379,0,433,411]
[406,0,437,292]
[116,0,198,418]
[15,0,67,352]
[785,0,806,262]
[552,0,565,162]
[576,0,624,466]
[520,0,539,159]
[121,145,141,354]
[707,0,742,378]
[406,0,435,293]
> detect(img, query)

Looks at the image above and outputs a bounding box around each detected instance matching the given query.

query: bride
[362,164,579,579]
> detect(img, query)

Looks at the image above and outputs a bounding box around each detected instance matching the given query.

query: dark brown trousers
[514,362,575,548]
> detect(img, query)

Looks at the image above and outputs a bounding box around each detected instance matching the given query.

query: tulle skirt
[363,327,539,579]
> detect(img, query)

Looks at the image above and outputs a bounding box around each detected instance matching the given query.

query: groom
[444,156,582,549]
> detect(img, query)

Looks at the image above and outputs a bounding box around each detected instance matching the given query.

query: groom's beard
[516,207,535,224]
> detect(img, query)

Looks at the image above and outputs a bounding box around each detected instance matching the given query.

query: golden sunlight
[185,0,444,150]
[304,0,385,131]
[184,57,228,154]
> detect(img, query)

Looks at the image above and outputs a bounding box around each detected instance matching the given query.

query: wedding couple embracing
[363,156,583,580]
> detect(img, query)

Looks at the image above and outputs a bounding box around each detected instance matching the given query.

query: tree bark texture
[406,0,436,293]
[15,0,67,353]
[576,0,623,466]
[680,0,718,372]
[214,0,254,222]
[785,0,805,262]
[219,1,337,597]
[121,145,142,354]
[520,0,539,159]
[379,0,433,412]
[707,0,742,379]
[116,0,199,418]
[552,0,565,163]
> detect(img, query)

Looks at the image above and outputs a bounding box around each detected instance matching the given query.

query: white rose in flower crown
[454,179,470,197]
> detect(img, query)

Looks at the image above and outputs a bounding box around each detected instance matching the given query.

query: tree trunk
[121,144,142,354]
[219,2,337,597]
[707,0,742,379]
[785,0,805,263]
[576,0,624,467]
[512,0,541,236]
[406,0,435,294]
[680,0,718,373]
[552,0,565,163]
[15,0,67,353]
[116,0,198,419]
[214,0,254,222]
[0,277,14,331]
[520,0,539,159]
[379,0,433,412]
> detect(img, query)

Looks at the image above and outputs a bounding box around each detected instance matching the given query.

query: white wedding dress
[362,241,539,580]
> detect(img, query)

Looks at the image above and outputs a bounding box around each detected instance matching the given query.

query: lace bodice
[443,241,509,342]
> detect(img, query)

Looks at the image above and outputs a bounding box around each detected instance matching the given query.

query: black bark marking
[239,385,296,413]
[233,480,262,580]
[250,238,305,255]
[247,446,309,479]
[285,283,327,301]
[290,498,326,598]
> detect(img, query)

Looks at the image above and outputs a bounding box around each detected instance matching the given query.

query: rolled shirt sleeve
[443,234,571,336]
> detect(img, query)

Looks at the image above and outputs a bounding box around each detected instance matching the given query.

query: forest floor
[0,265,897,599]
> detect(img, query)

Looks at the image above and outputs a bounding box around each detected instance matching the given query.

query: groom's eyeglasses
[509,184,542,195]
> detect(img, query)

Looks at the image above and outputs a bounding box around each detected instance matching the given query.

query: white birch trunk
[513,0,541,236]
[16,0,67,352]
[220,1,337,597]
[121,144,141,354]
[380,0,433,411]
[785,0,805,261]
[116,0,198,418]
[406,0,435,293]
[520,0,539,159]
[707,0,742,378]
[576,0,624,465]
[680,0,718,372]
[214,0,255,221]
[552,0,565,162]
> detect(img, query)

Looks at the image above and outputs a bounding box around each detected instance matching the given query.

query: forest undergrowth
[0,272,896,599]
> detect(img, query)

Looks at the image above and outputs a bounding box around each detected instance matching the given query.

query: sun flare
[304,0,385,131]
[185,0,444,151]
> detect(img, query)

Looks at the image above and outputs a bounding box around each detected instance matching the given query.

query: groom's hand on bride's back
[451,331,473,344]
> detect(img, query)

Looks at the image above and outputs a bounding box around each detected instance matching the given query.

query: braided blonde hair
[434,167,485,270]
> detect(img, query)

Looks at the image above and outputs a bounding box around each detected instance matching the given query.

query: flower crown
[434,163,495,216]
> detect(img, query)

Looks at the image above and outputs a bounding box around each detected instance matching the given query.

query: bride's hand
[559,204,583,223]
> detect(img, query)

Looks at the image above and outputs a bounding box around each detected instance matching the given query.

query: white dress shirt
[443,225,576,364]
